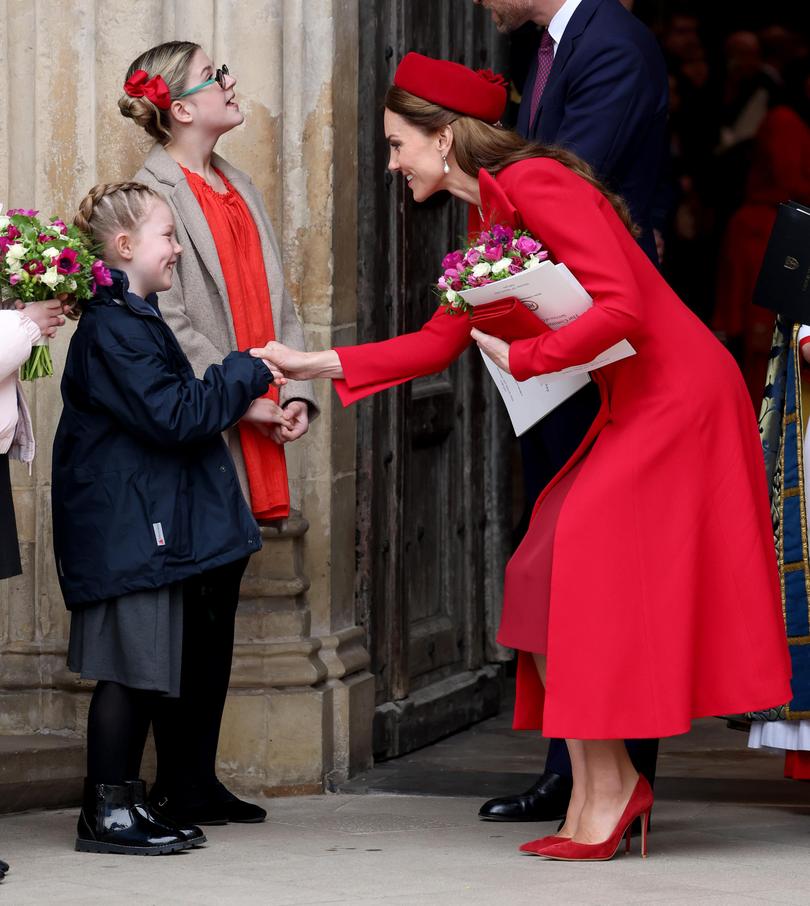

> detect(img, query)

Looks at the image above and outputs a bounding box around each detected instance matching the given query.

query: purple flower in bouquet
[514,235,543,256]
[5,224,21,241]
[492,224,514,243]
[6,208,38,217]
[9,273,20,286]
[50,218,68,234]
[37,233,52,244]
[91,259,114,287]
[54,247,81,275]
[0,236,10,254]
[434,224,546,314]
[441,250,464,271]
[23,259,45,276]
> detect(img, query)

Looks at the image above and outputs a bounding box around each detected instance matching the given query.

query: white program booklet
[461,260,636,382]
[462,260,636,434]
[480,351,590,436]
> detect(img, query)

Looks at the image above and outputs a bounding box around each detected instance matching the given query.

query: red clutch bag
[468,296,551,343]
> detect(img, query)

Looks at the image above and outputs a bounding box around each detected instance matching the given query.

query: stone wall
[0,0,373,798]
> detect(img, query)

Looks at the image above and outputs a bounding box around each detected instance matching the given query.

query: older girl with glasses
[115,40,318,828]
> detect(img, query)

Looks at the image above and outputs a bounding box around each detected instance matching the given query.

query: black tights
[86,681,157,785]
[85,558,247,790]
[152,558,245,790]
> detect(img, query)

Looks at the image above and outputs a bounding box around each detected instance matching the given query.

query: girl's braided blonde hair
[70,181,164,318]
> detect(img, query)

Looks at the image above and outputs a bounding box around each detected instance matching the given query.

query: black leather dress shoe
[0,857,7,880]
[479,772,573,822]
[149,779,267,826]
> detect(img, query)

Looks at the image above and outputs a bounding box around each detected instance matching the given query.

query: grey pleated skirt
[67,584,183,697]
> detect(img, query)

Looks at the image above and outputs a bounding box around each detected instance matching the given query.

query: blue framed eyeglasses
[178,64,230,98]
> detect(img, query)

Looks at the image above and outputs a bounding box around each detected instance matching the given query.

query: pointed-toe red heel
[518,834,568,855]
[538,775,654,862]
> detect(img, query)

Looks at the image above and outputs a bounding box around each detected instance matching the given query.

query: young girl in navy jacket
[54,182,287,855]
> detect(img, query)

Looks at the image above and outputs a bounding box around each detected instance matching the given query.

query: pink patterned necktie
[529,28,555,125]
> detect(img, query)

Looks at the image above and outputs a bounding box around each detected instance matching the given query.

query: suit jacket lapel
[531,0,602,133]
[518,45,540,136]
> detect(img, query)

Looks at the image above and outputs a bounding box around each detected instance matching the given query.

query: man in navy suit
[474,0,669,824]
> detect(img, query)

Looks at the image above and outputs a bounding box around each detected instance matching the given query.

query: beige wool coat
[134,143,318,504]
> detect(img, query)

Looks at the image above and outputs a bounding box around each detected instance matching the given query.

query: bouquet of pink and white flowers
[436,224,548,314]
[0,204,112,379]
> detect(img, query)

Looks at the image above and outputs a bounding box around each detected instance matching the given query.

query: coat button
[219,465,226,473]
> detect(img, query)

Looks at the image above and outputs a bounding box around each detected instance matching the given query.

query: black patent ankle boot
[125,780,206,847]
[75,779,192,855]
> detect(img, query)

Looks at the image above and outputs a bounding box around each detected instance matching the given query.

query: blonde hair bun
[120,41,199,145]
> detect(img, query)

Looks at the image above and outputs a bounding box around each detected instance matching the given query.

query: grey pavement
[2,713,810,905]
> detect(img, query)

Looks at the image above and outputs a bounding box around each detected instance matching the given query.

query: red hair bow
[123,69,171,110]
[477,69,508,89]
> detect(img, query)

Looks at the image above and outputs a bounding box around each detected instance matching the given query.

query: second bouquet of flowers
[0,204,112,379]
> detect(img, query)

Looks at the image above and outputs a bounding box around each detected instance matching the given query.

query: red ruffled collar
[180,166,237,204]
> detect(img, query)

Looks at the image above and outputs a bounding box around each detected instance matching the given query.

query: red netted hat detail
[393,52,507,124]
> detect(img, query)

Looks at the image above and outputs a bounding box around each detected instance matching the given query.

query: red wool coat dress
[334,158,792,739]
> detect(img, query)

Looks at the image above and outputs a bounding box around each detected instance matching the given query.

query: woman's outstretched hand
[471,328,511,374]
[250,342,344,381]
[251,341,312,380]
[259,359,287,386]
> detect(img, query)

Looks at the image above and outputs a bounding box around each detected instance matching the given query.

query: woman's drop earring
[442,155,450,175]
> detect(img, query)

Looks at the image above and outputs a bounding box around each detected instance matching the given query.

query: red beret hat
[393,52,508,124]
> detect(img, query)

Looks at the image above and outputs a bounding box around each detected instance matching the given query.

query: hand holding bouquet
[0,204,112,379]
[436,224,548,315]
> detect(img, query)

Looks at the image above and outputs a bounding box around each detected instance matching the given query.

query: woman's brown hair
[385,86,639,237]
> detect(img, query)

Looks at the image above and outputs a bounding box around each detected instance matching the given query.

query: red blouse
[182,166,289,520]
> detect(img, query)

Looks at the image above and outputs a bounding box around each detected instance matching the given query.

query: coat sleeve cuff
[18,312,42,345]
[280,379,320,421]
[508,339,538,383]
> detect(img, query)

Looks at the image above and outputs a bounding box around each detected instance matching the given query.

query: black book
[753,200,810,323]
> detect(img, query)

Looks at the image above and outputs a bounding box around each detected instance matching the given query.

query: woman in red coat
[254,55,792,861]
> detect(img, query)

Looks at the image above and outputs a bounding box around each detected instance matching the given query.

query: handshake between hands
[243,341,312,445]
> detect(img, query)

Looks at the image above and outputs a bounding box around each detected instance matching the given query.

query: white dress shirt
[547,0,585,56]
